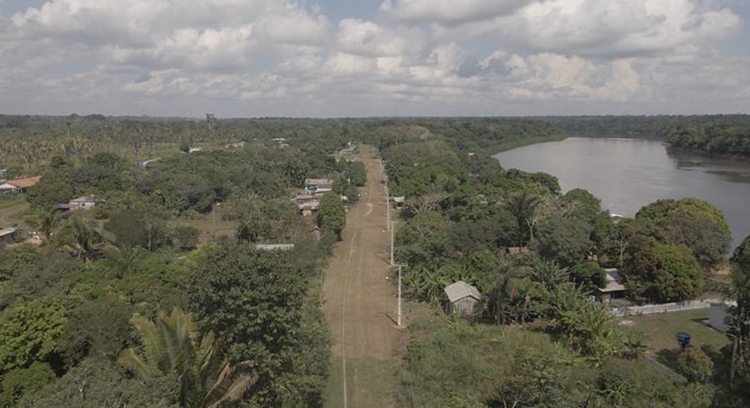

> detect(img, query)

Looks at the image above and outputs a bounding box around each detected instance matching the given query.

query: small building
[188,147,203,153]
[304,178,333,194]
[390,196,406,209]
[595,268,627,303]
[0,175,41,194]
[61,196,105,211]
[0,227,18,243]
[255,244,295,252]
[444,281,481,317]
[506,247,529,256]
[297,200,320,217]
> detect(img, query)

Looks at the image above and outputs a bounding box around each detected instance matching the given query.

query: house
[304,178,334,194]
[444,281,481,317]
[0,175,41,194]
[0,227,18,243]
[59,196,105,211]
[506,247,529,256]
[390,196,406,209]
[297,200,320,217]
[595,268,627,303]
[341,142,357,155]
[255,244,295,251]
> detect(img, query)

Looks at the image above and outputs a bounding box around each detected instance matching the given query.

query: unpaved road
[322,148,404,408]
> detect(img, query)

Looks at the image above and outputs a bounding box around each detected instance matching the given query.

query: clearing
[0,196,30,227]
[617,309,729,354]
[322,147,405,408]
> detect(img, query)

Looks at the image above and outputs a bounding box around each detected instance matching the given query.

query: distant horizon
[3,112,750,121]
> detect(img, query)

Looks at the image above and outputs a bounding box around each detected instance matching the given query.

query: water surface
[495,138,750,248]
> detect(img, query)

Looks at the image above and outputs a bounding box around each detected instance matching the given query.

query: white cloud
[379,0,535,25]
[0,0,747,116]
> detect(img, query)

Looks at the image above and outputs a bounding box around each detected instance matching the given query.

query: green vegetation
[666,121,750,158]
[2,113,750,407]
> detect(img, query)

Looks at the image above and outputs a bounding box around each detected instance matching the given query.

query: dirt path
[322,148,404,408]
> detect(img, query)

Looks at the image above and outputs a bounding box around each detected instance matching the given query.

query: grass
[617,308,729,355]
[0,195,30,227]
[169,217,237,243]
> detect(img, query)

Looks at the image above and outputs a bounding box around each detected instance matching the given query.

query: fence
[610,299,716,317]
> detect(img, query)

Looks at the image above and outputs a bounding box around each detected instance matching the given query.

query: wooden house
[444,281,481,317]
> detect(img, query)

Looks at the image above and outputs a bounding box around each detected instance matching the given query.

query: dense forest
[2,114,750,407]
[546,114,750,139]
[665,122,750,158]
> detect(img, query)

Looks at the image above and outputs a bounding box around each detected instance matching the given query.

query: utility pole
[397,264,403,327]
[390,221,394,265]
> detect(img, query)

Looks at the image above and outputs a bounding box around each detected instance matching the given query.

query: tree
[503,191,541,247]
[727,235,750,392]
[0,362,56,407]
[36,207,59,241]
[17,358,178,408]
[317,192,346,240]
[531,215,591,268]
[64,217,103,262]
[571,262,607,292]
[63,295,134,365]
[173,226,200,250]
[118,307,258,408]
[622,236,704,303]
[186,243,329,406]
[0,298,66,372]
[636,198,731,268]
[674,346,714,383]
[495,345,578,408]
[105,209,170,251]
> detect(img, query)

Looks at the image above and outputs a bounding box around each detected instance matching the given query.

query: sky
[0,0,748,118]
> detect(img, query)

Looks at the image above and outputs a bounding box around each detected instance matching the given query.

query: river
[494,137,750,248]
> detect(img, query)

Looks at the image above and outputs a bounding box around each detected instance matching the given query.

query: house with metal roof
[595,268,627,303]
[444,281,481,317]
[0,175,41,194]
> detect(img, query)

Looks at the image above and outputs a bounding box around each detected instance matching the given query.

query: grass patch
[0,196,30,226]
[169,217,237,243]
[617,309,729,355]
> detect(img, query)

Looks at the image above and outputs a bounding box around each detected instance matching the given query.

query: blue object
[677,332,691,351]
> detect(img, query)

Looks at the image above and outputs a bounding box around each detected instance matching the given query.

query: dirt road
[322,148,404,408]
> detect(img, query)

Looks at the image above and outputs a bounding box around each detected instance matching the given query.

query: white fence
[611,300,715,317]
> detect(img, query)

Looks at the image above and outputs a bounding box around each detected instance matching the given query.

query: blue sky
[0,0,748,117]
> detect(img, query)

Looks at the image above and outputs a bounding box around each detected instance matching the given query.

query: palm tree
[118,307,257,408]
[503,191,541,246]
[104,244,142,279]
[66,217,102,262]
[37,207,59,241]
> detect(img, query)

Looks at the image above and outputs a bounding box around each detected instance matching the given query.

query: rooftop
[7,175,41,189]
[0,227,18,238]
[255,244,295,251]
[598,268,627,293]
[444,281,481,302]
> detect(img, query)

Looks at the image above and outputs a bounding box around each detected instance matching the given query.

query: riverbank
[665,145,750,163]
[483,134,567,155]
